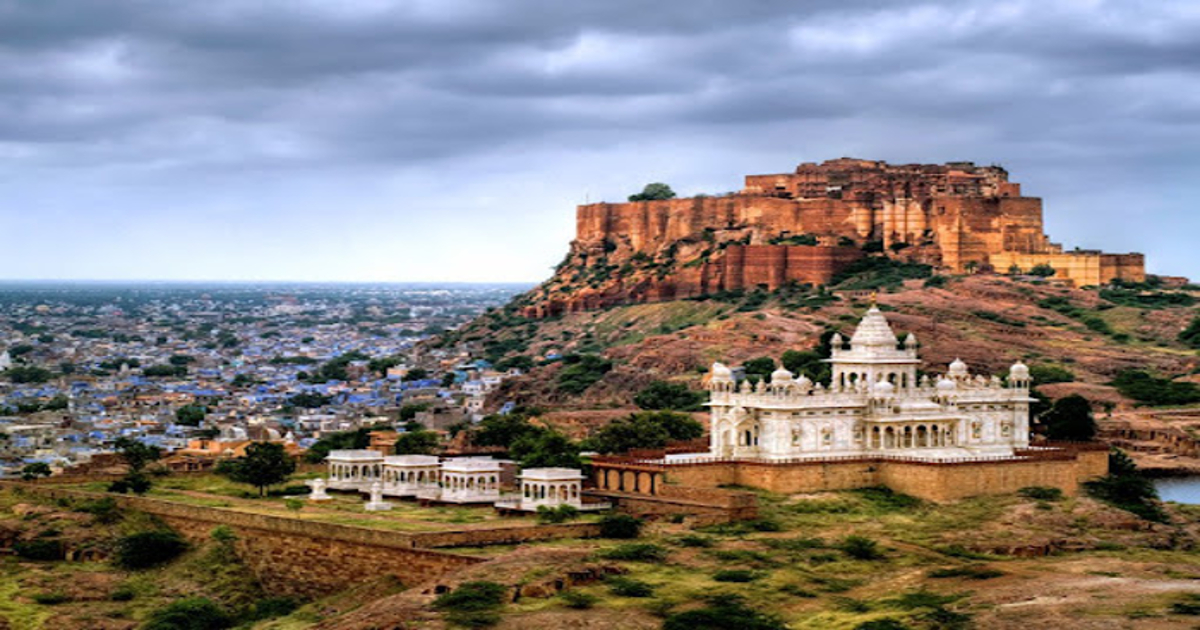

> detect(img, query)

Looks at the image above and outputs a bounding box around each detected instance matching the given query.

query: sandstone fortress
[525,158,1144,316]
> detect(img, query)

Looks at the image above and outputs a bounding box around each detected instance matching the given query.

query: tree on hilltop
[1042,394,1097,441]
[628,183,676,202]
[223,442,297,497]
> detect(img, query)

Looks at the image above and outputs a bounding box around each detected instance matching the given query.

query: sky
[1,0,1198,283]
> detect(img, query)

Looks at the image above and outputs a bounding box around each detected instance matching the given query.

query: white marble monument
[707,306,1033,461]
[306,478,332,502]
[364,481,393,511]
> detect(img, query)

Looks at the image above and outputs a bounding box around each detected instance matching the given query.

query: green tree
[398,402,431,423]
[304,428,371,463]
[223,442,297,497]
[556,354,613,395]
[5,366,53,384]
[583,411,703,454]
[780,349,830,382]
[633,381,706,411]
[403,368,429,382]
[21,462,51,481]
[441,372,457,387]
[1180,316,1200,350]
[511,430,581,469]
[628,182,676,202]
[471,412,541,447]
[288,392,332,408]
[1029,263,1057,277]
[142,597,231,630]
[114,437,162,473]
[175,405,207,426]
[741,357,776,382]
[394,430,440,455]
[168,354,195,367]
[1042,394,1097,441]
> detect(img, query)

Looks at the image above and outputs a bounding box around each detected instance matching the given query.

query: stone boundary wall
[1,484,614,598]
[586,483,759,522]
[660,451,1108,502]
[409,523,602,548]
[6,484,485,597]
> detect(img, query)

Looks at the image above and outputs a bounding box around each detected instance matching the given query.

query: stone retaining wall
[3,484,611,598]
[659,450,1108,502]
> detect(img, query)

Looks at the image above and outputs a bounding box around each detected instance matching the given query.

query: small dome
[936,377,958,392]
[710,362,733,381]
[831,332,844,348]
[905,332,918,347]
[948,358,969,377]
[771,367,794,384]
[795,374,813,389]
[1009,361,1030,381]
[872,380,896,397]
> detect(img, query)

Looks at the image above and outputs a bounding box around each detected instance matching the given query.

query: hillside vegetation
[442,274,1199,412]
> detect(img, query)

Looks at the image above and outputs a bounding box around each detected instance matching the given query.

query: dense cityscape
[0,282,529,477]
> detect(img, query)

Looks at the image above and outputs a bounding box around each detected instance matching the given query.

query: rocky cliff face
[518,159,1144,317]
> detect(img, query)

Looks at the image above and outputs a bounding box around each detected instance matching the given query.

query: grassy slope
[459,275,1198,412]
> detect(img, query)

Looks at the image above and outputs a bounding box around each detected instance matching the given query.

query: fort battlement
[524,158,1144,316]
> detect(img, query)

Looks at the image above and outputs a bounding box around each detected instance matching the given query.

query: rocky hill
[450,273,1199,420]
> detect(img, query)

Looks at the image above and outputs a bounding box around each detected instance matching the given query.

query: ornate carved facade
[706,306,1033,460]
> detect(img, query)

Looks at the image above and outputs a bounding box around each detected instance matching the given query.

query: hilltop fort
[524,158,1144,317]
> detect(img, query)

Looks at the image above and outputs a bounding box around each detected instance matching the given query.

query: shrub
[75,497,122,524]
[763,536,825,551]
[556,354,613,395]
[536,504,579,524]
[672,534,714,548]
[662,593,787,630]
[1085,450,1167,523]
[32,592,70,605]
[1171,594,1200,615]
[607,576,654,597]
[14,539,63,561]
[114,531,188,570]
[1029,364,1075,384]
[248,597,299,621]
[598,514,643,539]
[928,565,1005,580]
[779,583,817,598]
[713,569,759,582]
[597,543,668,562]
[855,620,911,630]
[1111,370,1200,406]
[1181,317,1200,350]
[852,486,922,511]
[838,535,885,560]
[142,598,232,630]
[1019,486,1064,501]
[560,590,597,609]
[633,381,707,411]
[110,586,136,601]
[434,581,507,628]
[923,275,948,288]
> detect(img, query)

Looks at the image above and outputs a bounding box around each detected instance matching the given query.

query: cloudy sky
[1,0,1197,282]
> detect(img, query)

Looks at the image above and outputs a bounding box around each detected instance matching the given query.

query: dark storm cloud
[0,0,1197,281]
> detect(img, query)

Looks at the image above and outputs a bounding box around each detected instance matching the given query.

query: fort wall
[529,159,1145,315]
